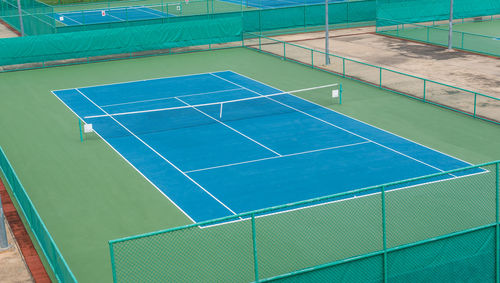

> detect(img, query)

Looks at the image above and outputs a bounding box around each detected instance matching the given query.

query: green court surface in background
[427,18,500,37]
[0,47,499,282]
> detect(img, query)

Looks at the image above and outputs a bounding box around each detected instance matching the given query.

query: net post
[381,185,388,283]
[311,49,314,68]
[251,213,259,282]
[79,119,83,142]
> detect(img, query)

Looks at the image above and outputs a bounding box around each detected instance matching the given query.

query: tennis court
[49,6,170,26]
[53,70,478,223]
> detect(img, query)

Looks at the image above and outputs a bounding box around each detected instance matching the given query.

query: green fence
[242,33,500,125]
[376,0,500,24]
[0,14,243,68]
[0,0,56,35]
[376,18,500,58]
[109,161,500,282]
[52,0,375,34]
[0,146,77,282]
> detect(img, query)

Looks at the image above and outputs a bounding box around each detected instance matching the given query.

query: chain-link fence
[376,17,500,58]
[243,33,500,125]
[0,146,77,282]
[109,160,499,282]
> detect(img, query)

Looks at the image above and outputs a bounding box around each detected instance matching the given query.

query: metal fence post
[496,162,499,283]
[382,186,387,283]
[0,194,9,250]
[251,214,259,282]
[423,79,427,101]
[283,42,286,60]
[311,49,314,68]
[342,58,346,77]
[379,68,382,88]
[473,93,477,117]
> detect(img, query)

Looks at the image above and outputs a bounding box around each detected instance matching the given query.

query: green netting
[242,33,500,125]
[109,162,500,282]
[377,0,500,24]
[0,14,242,65]
[376,18,500,57]
[376,0,500,57]
[0,146,77,282]
[53,0,374,33]
[388,227,496,282]
[242,0,375,33]
[0,0,56,35]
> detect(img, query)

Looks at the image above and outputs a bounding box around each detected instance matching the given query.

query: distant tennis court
[53,70,478,222]
[50,6,170,26]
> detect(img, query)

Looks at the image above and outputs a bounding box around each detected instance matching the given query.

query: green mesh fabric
[242,0,375,33]
[0,14,242,66]
[110,163,500,282]
[377,0,500,24]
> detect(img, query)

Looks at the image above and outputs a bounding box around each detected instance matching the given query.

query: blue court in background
[53,71,481,223]
[222,0,345,9]
[50,7,170,26]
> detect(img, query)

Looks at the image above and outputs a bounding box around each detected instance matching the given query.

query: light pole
[448,0,453,50]
[16,0,25,36]
[325,0,330,65]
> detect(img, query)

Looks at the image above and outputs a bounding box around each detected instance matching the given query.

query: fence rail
[0,146,77,283]
[242,33,500,125]
[109,159,500,282]
[376,17,500,58]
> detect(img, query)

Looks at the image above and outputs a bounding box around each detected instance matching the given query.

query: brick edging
[0,178,51,282]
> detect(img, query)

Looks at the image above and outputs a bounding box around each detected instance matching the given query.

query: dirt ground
[0,21,18,38]
[0,219,33,283]
[272,27,500,98]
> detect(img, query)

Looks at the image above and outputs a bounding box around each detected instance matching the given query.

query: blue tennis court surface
[53,71,482,223]
[50,7,170,26]
[222,0,345,9]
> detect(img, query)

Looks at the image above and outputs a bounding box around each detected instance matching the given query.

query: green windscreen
[0,13,242,66]
[377,0,500,24]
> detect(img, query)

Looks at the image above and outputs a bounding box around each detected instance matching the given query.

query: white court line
[186,141,371,174]
[50,90,196,223]
[100,87,243,108]
[106,13,124,21]
[175,97,282,157]
[130,6,164,17]
[74,88,239,217]
[201,169,488,229]
[233,71,476,168]
[53,71,216,92]
[209,72,457,177]
[59,14,83,25]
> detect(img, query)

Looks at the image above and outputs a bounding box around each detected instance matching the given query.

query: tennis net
[81,83,341,138]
